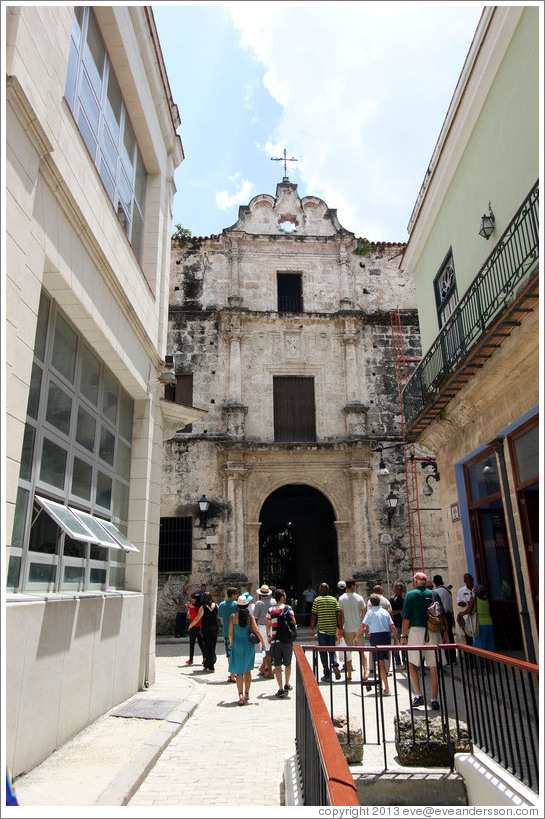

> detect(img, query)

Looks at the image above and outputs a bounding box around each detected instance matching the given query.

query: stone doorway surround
[218,442,374,594]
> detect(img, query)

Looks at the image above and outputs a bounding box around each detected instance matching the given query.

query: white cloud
[227,2,483,239]
[215,174,254,210]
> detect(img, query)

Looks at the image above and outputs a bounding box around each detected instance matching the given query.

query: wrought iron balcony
[403,182,539,437]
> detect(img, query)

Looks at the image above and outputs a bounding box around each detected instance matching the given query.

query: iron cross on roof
[271,148,298,180]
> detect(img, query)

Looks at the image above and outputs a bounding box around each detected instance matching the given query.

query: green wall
[412,7,539,353]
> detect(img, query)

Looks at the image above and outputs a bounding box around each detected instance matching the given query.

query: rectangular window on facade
[273,376,316,442]
[8,291,134,593]
[434,251,461,367]
[64,6,146,261]
[158,517,192,573]
[277,273,303,313]
[164,373,193,432]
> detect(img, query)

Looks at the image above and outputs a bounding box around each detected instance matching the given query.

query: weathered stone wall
[160,184,447,612]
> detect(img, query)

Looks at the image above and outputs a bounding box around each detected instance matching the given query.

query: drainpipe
[492,437,536,664]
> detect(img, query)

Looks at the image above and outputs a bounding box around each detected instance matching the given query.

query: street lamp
[479,204,495,240]
[387,490,398,527]
[198,494,210,528]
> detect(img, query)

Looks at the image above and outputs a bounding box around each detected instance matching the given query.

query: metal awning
[34,496,139,552]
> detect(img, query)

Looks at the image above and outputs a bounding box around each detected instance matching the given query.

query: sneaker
[320,674,331,682]
[333,666,341,680]
[412,695,424,707]
[430,699,440,711]
[284,684,293,691]
[275,689,287,698]
[185,660,193,665]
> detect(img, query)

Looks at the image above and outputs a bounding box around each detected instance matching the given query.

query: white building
[3,6,200,776]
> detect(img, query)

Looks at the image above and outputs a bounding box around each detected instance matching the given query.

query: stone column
[227,239,243,307]
[342,321,368,438]
[344,464,372,571]
[222,461,248,573]
[338,242,353,309]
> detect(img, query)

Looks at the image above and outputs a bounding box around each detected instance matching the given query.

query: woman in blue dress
[228,594,265,704]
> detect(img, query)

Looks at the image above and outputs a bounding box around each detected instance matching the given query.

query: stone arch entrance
[259,484,339,617]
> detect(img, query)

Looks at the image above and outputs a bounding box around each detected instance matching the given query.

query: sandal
[238,695,245,705]
[244,692,250,701]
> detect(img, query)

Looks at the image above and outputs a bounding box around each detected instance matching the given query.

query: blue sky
[153,2,484,242]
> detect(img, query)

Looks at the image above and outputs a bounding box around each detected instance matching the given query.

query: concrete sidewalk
[12,635,298,808]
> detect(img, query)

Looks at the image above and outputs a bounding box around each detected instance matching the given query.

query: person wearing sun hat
[253,585,276,678]
[228,594,264,704]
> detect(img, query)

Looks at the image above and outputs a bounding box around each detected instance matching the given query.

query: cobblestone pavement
[128,639,296,807]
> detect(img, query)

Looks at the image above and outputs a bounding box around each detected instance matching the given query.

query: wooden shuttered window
[273,376,316,442]
[164,373,193,432]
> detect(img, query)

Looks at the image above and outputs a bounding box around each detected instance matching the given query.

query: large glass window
[64,7,146,261]
[158,517,192,573]
[8,291,134,593]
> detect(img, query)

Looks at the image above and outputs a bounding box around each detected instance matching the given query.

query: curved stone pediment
[226,180,352,238]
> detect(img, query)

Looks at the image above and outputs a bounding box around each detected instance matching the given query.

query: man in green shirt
[310,582,342,682]
[401,572,446,710]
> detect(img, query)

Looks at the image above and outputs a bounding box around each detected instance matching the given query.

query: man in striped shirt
[310,583,342,681]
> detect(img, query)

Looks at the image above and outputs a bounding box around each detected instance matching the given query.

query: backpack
[275,605,297,643]
[426,591,447,634]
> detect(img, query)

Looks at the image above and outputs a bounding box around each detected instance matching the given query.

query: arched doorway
[259,484,338,618]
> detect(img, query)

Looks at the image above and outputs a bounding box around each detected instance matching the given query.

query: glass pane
[11,487,29,548]
[29,508,59,554]
[105,67,122,143]
[134,149,146,209]
[27,363,43,420]
[480,510,515,599]
[115,439,131,480]
[90,546,108,562]
[89,568,107,584]
[63,536,86,558]
[83,10,105,95]
[100,517,138,552]
[28,563,57,584]
[131,205,144,260]
[467,453,500,501]
[76,406,96,452]
[99,161,116,204]
[72,5,84,43]
[7,555,21,588]
[118,169,131,212]
[63,564,85,585]
[108,566,125,588]
[513,425,539,484]
[65,39,79,109]
[79,70,100,135]
[117,203,129,233]
[20,424,36,482]
[99,425,115,465]
[71,456,93,500]
[101,124,118,175]
[39,438,67,490]
[77,109,97,159]
[70,508,121,549]
[118,389,134,441]
[34,291,50,362]
[113,480,129,523]
[102,370,118,423]
[96,471,112,510]
[35,495,94,541]
[79,345,100,405]
[122,114,136,175]
[51,313,78,383]
[46,381,73,435]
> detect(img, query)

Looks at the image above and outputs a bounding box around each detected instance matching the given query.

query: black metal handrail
[403,182,539,428]
[299,643,539,793]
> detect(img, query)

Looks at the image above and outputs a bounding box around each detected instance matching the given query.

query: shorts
[407,626,441,667]
[257,626,270,652]
[271,641,293,668]
[369,630,391,661]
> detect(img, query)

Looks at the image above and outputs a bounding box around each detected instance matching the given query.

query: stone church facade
[158,181,446,628]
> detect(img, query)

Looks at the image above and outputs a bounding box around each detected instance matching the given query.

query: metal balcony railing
[403,183,539,433]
